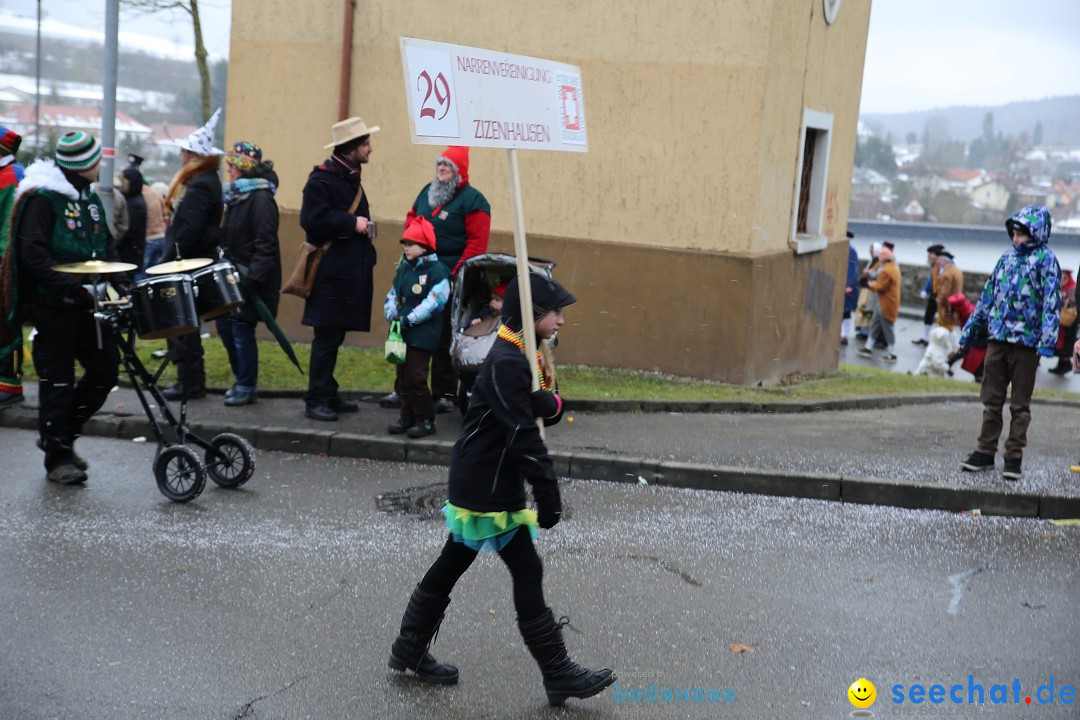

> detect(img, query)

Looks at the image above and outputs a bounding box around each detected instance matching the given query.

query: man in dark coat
[299,116,381,421]
[119,167,147,271]
[160,109,225,401]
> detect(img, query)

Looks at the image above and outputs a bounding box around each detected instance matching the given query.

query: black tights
[419,528,547,621]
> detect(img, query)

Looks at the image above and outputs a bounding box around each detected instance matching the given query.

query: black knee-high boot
[388,585,459,684]
[518,607,615,706]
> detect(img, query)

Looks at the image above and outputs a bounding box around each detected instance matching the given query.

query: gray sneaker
[882,353,898,363]
[856,347,873,358]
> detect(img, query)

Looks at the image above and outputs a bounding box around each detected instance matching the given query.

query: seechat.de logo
[848,678,877,717]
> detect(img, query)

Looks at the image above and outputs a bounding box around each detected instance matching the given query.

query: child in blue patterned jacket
[958,205,1060,481]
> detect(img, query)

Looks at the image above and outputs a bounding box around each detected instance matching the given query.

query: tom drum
[131,274,199,339]
[192,261,244,321]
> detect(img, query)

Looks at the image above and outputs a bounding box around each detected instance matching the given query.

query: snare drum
[191,261,244,320]
[131,274,199,339]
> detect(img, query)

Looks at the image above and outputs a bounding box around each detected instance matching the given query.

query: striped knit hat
[55,131,101,170]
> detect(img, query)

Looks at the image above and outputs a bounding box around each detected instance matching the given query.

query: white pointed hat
[176,107,224,156]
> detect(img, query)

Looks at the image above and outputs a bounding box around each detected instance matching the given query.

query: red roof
[943,168,983,183]
[9,103,150,133]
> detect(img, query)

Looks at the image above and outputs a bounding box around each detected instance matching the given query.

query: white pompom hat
[176,107,223,156]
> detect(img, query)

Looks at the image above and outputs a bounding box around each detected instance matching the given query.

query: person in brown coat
[857,246,902,362]
[934,251,964,334]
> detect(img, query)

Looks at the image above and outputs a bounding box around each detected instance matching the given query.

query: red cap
[439,146,469,185]
[401,216,437,251]
[492,280,509,298]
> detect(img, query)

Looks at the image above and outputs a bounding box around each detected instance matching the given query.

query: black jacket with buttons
[447,335,562,514]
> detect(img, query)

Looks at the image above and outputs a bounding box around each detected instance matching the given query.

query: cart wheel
[205,433,256,488]
[154,445,206,502]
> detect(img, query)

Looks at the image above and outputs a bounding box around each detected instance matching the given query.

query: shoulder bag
[282,183,365,298]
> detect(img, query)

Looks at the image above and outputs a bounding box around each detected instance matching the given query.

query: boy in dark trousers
[383,217,450,438]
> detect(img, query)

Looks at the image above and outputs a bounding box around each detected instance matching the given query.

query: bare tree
[120,0,213,122]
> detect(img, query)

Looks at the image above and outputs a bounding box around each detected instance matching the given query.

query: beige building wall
[227,0,871,384]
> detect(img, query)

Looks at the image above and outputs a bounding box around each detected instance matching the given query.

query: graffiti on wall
[804,267,834,330]
[823,184,839,239]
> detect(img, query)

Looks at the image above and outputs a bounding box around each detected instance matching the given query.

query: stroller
[449,253,555,413]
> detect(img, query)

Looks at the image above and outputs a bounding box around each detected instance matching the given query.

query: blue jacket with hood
[959,205,1060,353]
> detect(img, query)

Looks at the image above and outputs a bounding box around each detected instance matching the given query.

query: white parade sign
[400,36,587,152]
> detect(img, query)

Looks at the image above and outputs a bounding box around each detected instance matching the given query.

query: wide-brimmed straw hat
[323,116,381,149]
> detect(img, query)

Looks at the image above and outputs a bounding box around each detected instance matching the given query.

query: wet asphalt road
[1,430,1077,720]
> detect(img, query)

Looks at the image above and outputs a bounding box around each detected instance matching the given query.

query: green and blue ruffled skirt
[444,501,538,552]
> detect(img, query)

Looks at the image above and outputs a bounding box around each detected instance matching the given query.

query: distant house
[5,102,152,142]
[895,198,925,222]
[912,173,950,196]
[851,166,892,197]
[146,122,199,156]
[970,179,1011,212]
[943,168,989,194]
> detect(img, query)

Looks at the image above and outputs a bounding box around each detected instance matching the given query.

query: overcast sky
[860,0,1080,114]
[4,0,1080,116]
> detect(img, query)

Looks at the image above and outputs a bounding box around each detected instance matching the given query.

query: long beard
[426,176,457,208]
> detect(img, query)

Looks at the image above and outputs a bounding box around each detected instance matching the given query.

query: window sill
[790,234,828,255]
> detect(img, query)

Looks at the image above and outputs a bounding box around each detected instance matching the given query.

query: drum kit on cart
[52,255,255,502]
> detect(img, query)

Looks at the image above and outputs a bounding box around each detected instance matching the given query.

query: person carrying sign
[387,272,615,707]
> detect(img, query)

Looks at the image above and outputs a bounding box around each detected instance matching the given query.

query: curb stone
[2,403,1077,519]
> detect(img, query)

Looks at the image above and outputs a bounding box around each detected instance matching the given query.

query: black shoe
[519,608,616,707]
[406,419,436,438]
[0,389,24,408]
[960,451,994,472]
[47,464,87,485]
[1002,458,1022,481]
[912,338,929,346]
[387,417,413,435]
[224,390,256,406]
[304,404,338,422]
[839,337,848,346]
[388,585,459,685]
[856,347,873,358]
[882,352,898,363]
[331,398,360,413]
[434,397,454,414]
[378,391,401,409]
[1048,359,1071,375]
[36,438,88,471]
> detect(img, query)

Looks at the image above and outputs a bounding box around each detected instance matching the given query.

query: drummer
[158,109,225,401]
[10,131,132,485]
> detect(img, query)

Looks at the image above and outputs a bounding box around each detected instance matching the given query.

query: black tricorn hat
[504,273,577,331]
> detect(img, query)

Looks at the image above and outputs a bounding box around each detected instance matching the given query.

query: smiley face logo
[848,678,876,709]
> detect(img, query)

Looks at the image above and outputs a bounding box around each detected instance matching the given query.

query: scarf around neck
[223,177,276,206]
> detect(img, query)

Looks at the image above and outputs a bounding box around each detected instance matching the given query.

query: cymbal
[52,259,137,274]
[145,258,213,275]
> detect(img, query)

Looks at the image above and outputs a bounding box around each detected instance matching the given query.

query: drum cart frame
[96,302,256,503]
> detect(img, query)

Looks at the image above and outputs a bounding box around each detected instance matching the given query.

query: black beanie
[503,272,576,331]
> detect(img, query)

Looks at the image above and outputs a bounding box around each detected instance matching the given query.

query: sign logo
[560,85,581,131]
[848,678,876,717]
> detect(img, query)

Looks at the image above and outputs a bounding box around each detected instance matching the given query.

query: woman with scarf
[217,141,280,406]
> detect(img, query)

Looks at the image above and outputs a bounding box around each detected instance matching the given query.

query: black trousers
[29,306,118,470]
[396,345,434,422]
[305,326,347,406]
[166,330,204,391]
[923,296,938,325]
[419,528,547,620]
[429,302,457,400]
